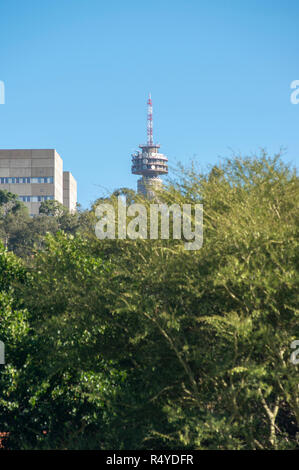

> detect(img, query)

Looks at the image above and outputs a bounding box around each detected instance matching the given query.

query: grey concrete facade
[137,176,163,199]
[0,149,77,216]
[63,171,77,212]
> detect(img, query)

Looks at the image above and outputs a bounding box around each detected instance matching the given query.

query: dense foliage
[0,153,298,449]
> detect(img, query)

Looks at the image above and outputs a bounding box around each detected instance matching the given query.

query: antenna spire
[147,92,153,146]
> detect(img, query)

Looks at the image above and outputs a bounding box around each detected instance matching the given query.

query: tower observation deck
[131,94,168,198]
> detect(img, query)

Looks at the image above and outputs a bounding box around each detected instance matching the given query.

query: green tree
[0,190,24,217]
[0,242,29,448]
[2,152,298,449]
[0,190,29,250]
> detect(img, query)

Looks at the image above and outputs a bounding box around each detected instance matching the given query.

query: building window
[19,195,54,202]
[0,176,53,184]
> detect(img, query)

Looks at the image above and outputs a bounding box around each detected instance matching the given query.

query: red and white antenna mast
[147,93,153,146]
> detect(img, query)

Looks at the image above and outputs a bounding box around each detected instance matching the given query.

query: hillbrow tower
[131,94,168,198]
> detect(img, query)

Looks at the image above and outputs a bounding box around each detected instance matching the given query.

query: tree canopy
[0,153,298,449]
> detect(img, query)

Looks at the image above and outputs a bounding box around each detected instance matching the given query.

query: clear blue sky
[0,0,298,208]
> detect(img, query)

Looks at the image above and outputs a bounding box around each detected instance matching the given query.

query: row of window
[133,158,167,165]
[132,164,168,172]
[0,177,54,184]
[19,195,54,202]
[141,165,167,170]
